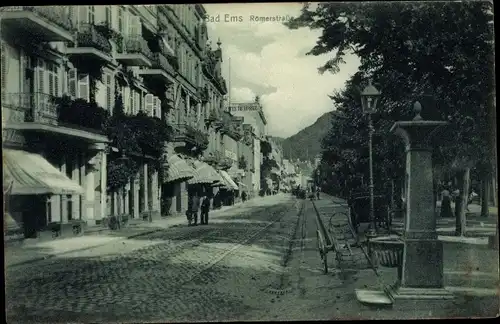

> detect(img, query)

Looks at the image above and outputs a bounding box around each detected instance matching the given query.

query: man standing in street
[191,194,201,226]
[200,194,211,225]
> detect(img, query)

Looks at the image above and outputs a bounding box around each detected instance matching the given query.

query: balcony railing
[151,52,176,75]
[76,23,112,54]
[4,92,57,125]
[121,35,154,60]
[22,6,74,32]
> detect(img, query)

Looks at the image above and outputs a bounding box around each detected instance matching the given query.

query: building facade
[2,5,250,240]
[229,96,268,193]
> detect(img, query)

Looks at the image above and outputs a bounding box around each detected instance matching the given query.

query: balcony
[1,6,74,42]
[2,92,108,143]
[198,86,209,104]
[172,121,208,149]
[3,93,57,125]
[137,52,177,84]
[66,23,113,63]
[116,35,154,67]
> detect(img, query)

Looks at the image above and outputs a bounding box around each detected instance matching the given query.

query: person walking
[241,191,247,202]
[200,194,211,225]
[191,194,201,226]
[186,196,193,226]
[466,188,478,212]
[440,186,453,218]
[316,185,321,200]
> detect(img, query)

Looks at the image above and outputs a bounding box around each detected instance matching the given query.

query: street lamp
[360,79,381,237]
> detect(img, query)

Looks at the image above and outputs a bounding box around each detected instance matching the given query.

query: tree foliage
[105,97,173,192]
[286,2,495,196]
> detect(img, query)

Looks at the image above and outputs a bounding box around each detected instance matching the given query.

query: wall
[223,135,238,162]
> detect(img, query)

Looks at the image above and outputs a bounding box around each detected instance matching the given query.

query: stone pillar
[133,171,140,218]
[151,169,160,214]
[390,102,452,299]
[61,155,68,223]
[100,151,107,220]
[180,181,188,214]
[80,153,86,221]
[85,159,96,225]
[143,163,149,212]
[125,181,130,216]
[71,154,80,220]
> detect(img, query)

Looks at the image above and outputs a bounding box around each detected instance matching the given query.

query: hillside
[281,112,334,162]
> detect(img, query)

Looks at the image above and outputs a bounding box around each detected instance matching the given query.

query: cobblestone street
[6,195,499,322]
[6,195,306,323]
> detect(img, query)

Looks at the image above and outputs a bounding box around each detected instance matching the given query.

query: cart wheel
[323,252,328,274]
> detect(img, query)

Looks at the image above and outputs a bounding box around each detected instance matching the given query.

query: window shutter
[37,59,45,93]
[129,15,141,36]
[123,86,129,114]
[88,6,95,24]
[105,74,112,111]
[144,94,154,116]
[135,92,140,113]
[68,68,77,97]
[105,6,112,26]
[48,64,54,96]
[55,65,60,97]
[129,89,135,114]
[154,97,162,118]
[118,7,124,34]
[1,43,6,100]
[78,73,89,101]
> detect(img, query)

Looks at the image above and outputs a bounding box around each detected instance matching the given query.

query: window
[144,93,154,116]
[77,73,89,101]
[88,6,95,24]
[47,62,59,97]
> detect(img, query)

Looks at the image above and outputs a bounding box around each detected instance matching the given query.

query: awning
[187,160,223,185]
[163,154,195,183]
[160,35,176,56]
[4,149,84,195]
[214,170,231,188]
[228,164,245,178]
[219,170,239,191]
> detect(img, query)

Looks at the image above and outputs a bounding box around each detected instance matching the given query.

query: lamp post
[360,79,381,238]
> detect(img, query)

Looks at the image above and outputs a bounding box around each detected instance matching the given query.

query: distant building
[229,96,268,193]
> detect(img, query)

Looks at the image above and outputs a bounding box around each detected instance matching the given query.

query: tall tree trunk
[481,176,490,217]
[490,176,497,207]
[455,168,470,237]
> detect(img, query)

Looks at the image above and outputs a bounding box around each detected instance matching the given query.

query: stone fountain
[356,101,454,306]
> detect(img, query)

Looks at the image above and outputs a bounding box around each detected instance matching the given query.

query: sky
[204,3,360,138]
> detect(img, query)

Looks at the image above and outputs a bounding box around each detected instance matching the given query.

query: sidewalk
[5,194,289,268]
[392,203,498,242]
[317,195,499,301]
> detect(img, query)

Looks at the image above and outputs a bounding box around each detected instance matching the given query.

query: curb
[7,228,164,269]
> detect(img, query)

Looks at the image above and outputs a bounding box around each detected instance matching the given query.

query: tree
[287,2,495,229]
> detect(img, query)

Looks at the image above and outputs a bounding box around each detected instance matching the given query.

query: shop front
[4,148,85,240]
